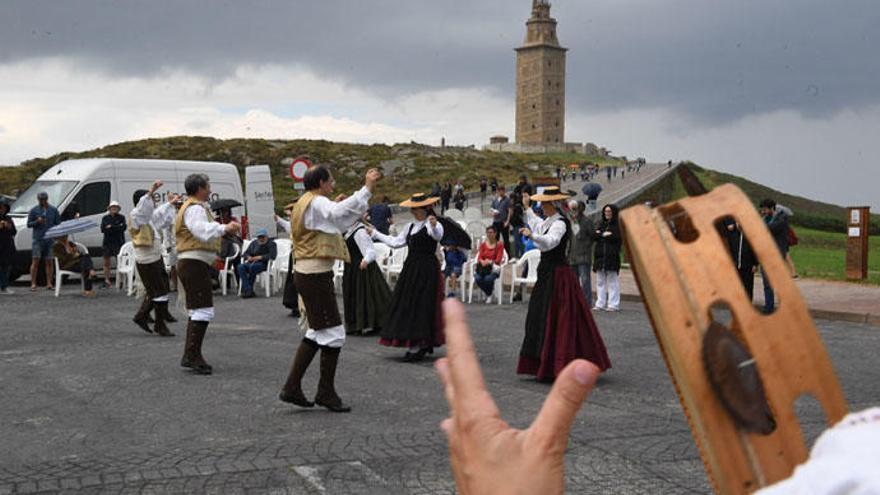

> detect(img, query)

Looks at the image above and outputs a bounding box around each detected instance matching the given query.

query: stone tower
[515,0,567,144]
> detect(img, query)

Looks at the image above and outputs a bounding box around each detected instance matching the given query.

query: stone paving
[1,287,878,494]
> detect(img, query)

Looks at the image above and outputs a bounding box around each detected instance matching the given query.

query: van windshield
[10,180,78,215]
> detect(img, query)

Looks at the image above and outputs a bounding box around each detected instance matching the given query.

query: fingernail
[573,362,595,385]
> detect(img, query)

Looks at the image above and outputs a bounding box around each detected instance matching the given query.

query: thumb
[529,360,599,450]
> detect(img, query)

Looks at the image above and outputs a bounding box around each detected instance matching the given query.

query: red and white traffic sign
[289,156,312,183]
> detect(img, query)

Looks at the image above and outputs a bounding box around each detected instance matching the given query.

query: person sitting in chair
[237,228,277,298]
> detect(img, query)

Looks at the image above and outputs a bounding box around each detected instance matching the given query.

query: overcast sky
[1,0,878,209]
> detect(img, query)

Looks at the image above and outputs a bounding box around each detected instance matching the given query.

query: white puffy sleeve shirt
[524,209,566,252]
[304,186,372,235]
[372,219,443,248]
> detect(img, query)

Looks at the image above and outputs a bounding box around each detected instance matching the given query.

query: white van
[8,158,244,280]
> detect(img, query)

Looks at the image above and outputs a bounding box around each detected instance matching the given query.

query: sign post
[289,156,311,191]
[845,206,870,280]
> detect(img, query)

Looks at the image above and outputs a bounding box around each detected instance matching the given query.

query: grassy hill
[635,162,880,235]
[0,136,619,209]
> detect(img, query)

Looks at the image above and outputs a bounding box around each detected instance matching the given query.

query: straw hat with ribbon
[530,186,571,202]
[399,193,440,208]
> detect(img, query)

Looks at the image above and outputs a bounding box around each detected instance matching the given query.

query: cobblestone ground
[1,287,877,494]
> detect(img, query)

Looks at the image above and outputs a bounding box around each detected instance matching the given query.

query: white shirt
[130,195,176,264]
[756,408,880,494]
[179,201,226,265]
[304,186,372,235]
[295,186,372,274]
[276,217,291,234]
[372,219,444,248]
[525,209,566,252]
[345,225,376,264]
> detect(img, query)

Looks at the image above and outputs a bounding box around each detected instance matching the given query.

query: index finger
[443,299,500,422]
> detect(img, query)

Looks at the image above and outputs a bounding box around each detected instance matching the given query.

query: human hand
[273,214,279,222]
[435,299,599,495]
[520,228,532,239]
[365,225,374,236]
[167,193,181,205]
[359,260,368,270]
[428,216,438,227]
[149,180,163,194]
[365,168,381,191]
[37,216,45,225]
[225,221,241,235]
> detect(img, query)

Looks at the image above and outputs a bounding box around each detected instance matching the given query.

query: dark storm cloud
[1,0,878,123]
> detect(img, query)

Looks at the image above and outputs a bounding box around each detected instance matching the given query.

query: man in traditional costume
[130,180,179,336]
[279,166,381,412]
[175,174,240,375]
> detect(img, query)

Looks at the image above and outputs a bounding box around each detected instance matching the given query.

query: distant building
[515,0,566,145]
[489,135,510,144]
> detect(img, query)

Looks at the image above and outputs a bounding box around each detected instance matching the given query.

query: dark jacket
[0,213,17,258]
[101,213,127,247]
[568,213,594,266]
[243,239,277,264]
[592,204,622,273]
[765,208,791,255]
[721,220,756,271]
[27,204,61,241]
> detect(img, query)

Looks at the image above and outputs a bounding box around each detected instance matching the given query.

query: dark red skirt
[517,265,611,380]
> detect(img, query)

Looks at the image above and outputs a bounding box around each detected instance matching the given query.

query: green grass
[790,227,880,285]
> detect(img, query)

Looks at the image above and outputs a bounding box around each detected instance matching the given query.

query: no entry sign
[289,157,312,183]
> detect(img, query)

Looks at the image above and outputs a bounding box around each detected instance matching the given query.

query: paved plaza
[1,288,878,494]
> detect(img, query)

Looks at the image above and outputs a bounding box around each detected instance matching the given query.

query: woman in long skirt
[516,187,612,381]
[369,193,445,362]
[343,217,392,335]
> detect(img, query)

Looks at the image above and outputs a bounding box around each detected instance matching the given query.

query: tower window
[532,104,536,110]
[556,99,560,106]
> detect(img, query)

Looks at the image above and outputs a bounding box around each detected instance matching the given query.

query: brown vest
[128,215,154,247]
[174,198,221,254]
[290,191,350,262]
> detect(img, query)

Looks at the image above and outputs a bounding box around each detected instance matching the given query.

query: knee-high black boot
[180,320,212,375]
[133,295,153,333]
[279,338,319,407]
[152,301,176,337]
[315,346,351,413]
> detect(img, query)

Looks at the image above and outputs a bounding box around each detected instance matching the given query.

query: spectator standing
[509,192,526,258]
[440,182,452,214]
[490,177,498,195]
[721,219,757,301]
[479,177,488,201]
[367,196,393,235]
[592,204,622,312]
[490,186,512,255]
[453,187,466,211]
[0,200,17,294]
[473,225,505,303]
[52,235,97,297]
[27,191,61,291]
[100,201,127,288]
[431,181,442,198]
[514,175,533,197]
[567,200,594,308]
[759,199,791,314]
[237,228,277,298]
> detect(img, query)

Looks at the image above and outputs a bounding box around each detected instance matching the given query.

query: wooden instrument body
[619,184,848,494]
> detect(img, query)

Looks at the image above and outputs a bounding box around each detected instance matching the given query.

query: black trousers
[282,253,299,309]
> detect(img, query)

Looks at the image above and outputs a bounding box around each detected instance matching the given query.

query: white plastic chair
[54,242,89,297]
[463,207,482,221]
[385,246,408,284]
[220,242,241,296]
[466,221,486,248]
[115,242,136,295]
[468,248,510,305]
[445,209,464,221]
[508,250,541,303]
[272,239,292,292]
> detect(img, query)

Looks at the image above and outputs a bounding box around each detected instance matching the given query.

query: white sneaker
[606,307,620,312]
[484,295,493,304]
[592,305,605,312]
[0,288,12,295]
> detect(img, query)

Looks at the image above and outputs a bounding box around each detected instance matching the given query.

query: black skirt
[379,252,445,348]
[343,261,392,334]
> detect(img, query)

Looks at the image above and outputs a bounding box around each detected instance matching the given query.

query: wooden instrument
[619,184,848,494]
